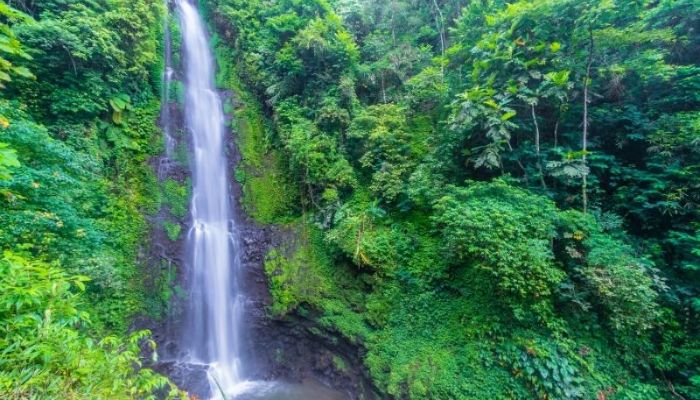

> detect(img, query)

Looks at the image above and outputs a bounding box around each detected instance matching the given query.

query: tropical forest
[0,0,698,399]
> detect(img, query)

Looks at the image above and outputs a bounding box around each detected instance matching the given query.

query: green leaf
[0,142,20,180]
[501,111,517,121]
[484,98,499,109]
[12,66,34,79]
[109,94,131,112]
[112,110,123,125]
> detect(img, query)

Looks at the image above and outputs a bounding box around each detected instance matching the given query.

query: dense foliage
[2,0,698,398]
[205,0,700,398]
[0,0,182,398]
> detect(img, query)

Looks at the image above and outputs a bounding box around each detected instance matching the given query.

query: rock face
[143,74,379,398]
[236,220,379,399]
[222,88,378,398]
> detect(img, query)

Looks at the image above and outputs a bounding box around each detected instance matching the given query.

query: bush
[433,181,564,318]
[0,252,183,399]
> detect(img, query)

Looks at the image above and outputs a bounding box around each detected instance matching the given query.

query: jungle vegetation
[0,0,698,399]
[0,0,183,398]
[207,0,700,398]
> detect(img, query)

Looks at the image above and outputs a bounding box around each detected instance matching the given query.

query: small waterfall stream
[158,0,175,180]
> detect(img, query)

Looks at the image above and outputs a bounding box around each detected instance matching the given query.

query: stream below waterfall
[169,1,349,399]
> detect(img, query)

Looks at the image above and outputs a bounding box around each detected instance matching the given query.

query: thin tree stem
[582,27,594,213]
[430,0,446,81]
[531,104,547,190]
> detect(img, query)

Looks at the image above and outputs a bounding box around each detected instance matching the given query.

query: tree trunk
[390,0,396,44]
[507,140,530,186]
[381,72,387,103]
[531,104,547,190]
[431,0,446,80]
[582,28,594,214]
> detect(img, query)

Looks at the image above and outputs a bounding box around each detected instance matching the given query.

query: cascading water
[177,0,245,396]
[158,0,175,180]
[172,2,348,398]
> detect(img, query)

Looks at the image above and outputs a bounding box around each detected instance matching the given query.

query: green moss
[162,178,189,219]
[213,41,298,224]
[163,221,181,241]
[144,258,181,319]
[151,9,166,99]
[168,14,182,73]
[264,222,331,316]
[93,100,165,332]
[173,138,189,166]
[242,165,297,224]
[235,102,299,224]
[173,80,185,105]
[262,217,371,348]
[332,355,348,372]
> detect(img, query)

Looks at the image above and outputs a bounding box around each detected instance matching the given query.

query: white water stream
[174,2,348,399]
[178,0,244,396]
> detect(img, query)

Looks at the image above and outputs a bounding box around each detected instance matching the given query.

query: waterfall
[158,0,175,179]
[171,2,347,399]
[177,0,246,397]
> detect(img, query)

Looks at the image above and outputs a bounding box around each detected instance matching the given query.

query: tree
[0,251,184,398]
[433,181,564,320]
[348,104,418,202]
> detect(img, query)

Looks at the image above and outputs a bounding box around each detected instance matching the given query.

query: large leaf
[0,141,19,180]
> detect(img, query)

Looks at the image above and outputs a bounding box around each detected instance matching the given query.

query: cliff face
[144,47,376,398]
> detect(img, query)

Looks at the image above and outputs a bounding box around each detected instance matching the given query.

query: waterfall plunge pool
[216,379,348,400]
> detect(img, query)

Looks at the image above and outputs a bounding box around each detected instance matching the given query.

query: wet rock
[156,361,211,399]
[144,61,379,399]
